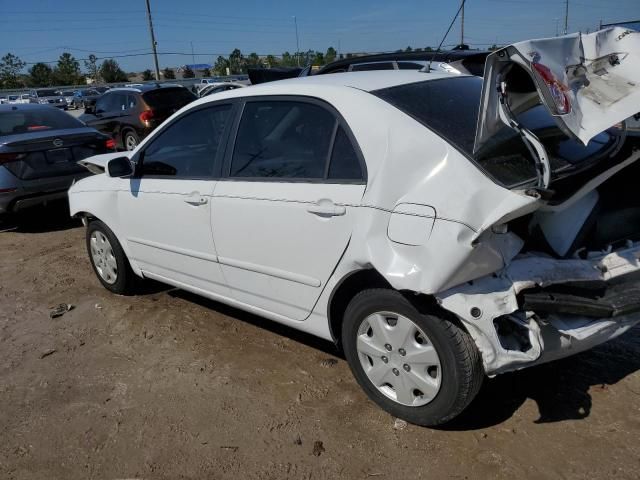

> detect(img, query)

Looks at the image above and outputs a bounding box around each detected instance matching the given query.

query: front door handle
[184,192,208,206]
[307,201,346,218]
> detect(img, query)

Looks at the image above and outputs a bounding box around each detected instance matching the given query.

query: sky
[0,0,638,72]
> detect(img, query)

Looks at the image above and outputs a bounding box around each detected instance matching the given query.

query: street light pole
[293,16,300,66]
[460,0,465,46]
[144,0,160,80]
[563,0,569,35]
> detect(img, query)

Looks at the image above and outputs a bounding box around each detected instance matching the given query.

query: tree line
[0,52,129,89]
[3,44,489,89]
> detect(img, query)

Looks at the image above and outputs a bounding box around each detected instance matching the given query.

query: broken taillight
[532,62,571,115]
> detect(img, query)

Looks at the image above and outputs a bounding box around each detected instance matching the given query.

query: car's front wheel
[86,220,138,295]
[342,289,484,426]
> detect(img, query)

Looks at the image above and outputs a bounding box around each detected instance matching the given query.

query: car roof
[108,83,186,94]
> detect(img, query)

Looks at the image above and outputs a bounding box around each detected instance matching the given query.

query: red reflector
[27,125,50,131]
[139,109,155,122]
[0,188,18,193]
[105,138,116,150]
[0,153,25,164]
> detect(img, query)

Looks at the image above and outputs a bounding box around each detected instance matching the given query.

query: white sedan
[69,28,640,426]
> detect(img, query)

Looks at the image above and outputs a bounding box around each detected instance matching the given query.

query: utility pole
[144,0,160,80]
[190,41,195,65]
[293,16,300,66]
[460,0,465,46]
[563,0,569,35]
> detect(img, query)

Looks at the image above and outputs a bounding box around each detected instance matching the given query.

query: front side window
[141,105,232,178]
[230,101,336,179]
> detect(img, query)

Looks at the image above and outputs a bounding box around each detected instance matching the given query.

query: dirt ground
[1,203,639,480]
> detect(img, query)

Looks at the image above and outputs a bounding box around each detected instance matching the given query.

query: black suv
[79,84,196,151]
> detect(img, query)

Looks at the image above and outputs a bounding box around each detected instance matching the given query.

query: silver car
[28,89,68,110]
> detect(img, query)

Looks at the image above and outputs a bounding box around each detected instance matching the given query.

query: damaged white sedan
[69,28,640,426]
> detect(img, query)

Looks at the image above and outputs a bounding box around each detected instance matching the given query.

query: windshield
[0,107,83,136]
[36,89,59,97]
[142,88,196,110]
[373,77,619,188]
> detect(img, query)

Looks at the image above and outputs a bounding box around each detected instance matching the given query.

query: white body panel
[211,182,365,320]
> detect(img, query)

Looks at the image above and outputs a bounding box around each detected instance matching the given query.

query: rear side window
[0,108,83,136]
[142,88,196,110]
[328,127,363,180]
[230,101,335,179]
[141,105,232,178]
[373,77,482,156]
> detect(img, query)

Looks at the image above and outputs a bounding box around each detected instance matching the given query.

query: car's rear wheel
[123,130,139,151]
[342,289,484,426]
[86,220,138,295]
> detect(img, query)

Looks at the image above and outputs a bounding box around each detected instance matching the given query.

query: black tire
[122,130,139,151]
[342,288,484,427]
[86,220,138,295]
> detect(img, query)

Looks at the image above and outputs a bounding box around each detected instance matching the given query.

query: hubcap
[125,134,137,151]
[90,231,118,284]
[356,311,442,407]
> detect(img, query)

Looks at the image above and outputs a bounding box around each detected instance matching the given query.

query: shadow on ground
[442,324,640,430]
[170,289,341,358]
[0,200,80,233]
[171,289,640,430]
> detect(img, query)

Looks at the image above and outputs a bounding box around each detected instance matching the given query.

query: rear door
[475,27,640,152]
[87,92,124,136]
[210,97,367,320]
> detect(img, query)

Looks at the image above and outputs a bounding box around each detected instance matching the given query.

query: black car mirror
[107,156,134,178]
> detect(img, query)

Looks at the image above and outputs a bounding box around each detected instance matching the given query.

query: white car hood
[475,27,640,152]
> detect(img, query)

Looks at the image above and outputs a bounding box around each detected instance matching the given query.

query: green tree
[281,51,295,67]
[213,56,230,75]
[162,67,175,79]
[405,46,413,52]
[100,59,128,83]
[201,67,211,77]
[488,44,502,51]
[182,65,195,78]
[0,53,26,89]
[265,55,278,68]
[312,51,325,66]
[228,49,245,74]
[246,52,261,68]
[142,69,154,81]
[53,52,82,85]
[325,47,337,64]
[84,54,99,84]
[424,46,434,52]
[28,62,53,87]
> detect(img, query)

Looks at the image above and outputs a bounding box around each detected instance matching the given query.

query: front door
[119,103,235,295]
[211,98,367,320]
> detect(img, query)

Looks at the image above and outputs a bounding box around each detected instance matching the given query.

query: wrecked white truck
[70,27,639,427]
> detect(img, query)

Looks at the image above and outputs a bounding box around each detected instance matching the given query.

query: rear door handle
[184,192,208,206]
[307,201,346,218]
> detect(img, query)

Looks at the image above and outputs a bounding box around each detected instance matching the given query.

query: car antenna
[425,0,466,73]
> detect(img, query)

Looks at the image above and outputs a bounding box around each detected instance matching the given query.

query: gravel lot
[1,201,639,479]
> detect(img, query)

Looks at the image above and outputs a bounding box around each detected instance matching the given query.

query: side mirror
[107,156,134,178]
